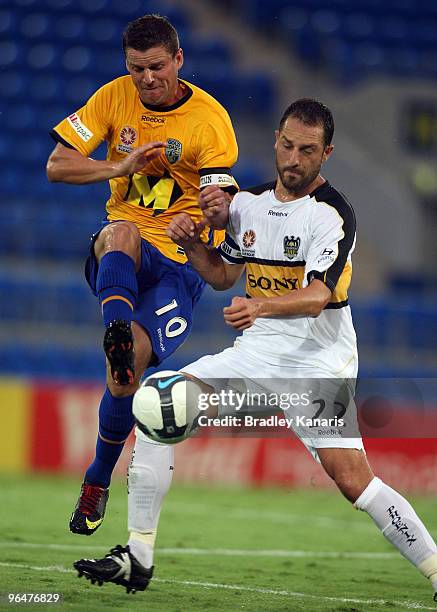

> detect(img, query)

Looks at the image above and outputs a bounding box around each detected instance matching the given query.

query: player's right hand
[115,141,167,176]
[199,185,232,229]
[166,213,207,247]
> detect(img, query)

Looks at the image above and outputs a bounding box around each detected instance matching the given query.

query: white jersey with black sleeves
[217,181,358,376]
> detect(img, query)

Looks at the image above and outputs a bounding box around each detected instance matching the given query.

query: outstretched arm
[166,213,244,291]
[46,141,167,184]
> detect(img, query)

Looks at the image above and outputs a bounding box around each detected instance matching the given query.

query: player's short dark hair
[279,99,334,147]
[122,14,180,57]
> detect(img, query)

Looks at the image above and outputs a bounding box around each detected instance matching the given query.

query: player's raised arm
[46,141,167,184]
[166,213,244,290]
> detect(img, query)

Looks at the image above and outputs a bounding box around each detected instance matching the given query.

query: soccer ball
[133,370,202,444]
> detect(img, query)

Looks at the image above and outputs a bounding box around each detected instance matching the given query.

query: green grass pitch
[0,473,436,611]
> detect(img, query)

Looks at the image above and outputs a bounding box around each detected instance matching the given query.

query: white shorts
[182,344,364,462]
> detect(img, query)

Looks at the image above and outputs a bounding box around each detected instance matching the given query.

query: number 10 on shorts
[155,299,187,338]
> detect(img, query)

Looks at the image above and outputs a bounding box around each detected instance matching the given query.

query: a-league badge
[166,138,182,164]
[283,235,301,259]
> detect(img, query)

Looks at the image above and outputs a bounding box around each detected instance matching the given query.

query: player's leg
[70,321,153,535]
[70,225,151,535]
[74,434,174,593]
[95,221,141,385]
[73,371,214,591]
[73,347,246,591]
[126,372,218,569]
[317,446,437,596]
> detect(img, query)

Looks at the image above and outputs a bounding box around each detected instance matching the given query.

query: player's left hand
[223,296,262,330]
[166,212,207,246]
[199,185,233,229]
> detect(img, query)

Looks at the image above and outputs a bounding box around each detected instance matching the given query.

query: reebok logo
[141,115,166,124]
[268,210,288,217]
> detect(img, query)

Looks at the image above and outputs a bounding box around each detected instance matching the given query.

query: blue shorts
[85,229,205,366]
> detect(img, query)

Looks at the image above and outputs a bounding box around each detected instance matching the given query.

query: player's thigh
[93,221,141,266]
[277,376,365,466]
[133,266,203,367]
[182,345,266,389]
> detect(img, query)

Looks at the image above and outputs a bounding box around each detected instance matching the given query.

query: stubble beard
[277,165,320,195]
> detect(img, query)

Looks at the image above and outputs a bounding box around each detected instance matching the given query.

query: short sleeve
[305,201,356,291]
[50,82,113,156]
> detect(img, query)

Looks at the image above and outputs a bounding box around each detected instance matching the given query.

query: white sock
[127,434,174,568]
[355,477,437,589]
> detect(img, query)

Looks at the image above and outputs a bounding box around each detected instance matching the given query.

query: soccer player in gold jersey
[47,14,238,537]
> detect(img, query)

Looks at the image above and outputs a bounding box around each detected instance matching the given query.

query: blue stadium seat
[343,13,376,42]
[0,9,17,37]
[76,0,110,14]
[0,40,22,69]
[54,15,87,41]
[61,46,93,73]
[4,103,34,134]
[20,12,53,40]
[64,77,100,105]
[13,138,51,165]
[377,15,409,45]
[44,0,77,12]
[0,72,26,99]
[86,17,119,44]
[191,38,233,64]
[29,73,63,102]
[310,9,341,36]
[27,43,60,70]
[91,48,126,77]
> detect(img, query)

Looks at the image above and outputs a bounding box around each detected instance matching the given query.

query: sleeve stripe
[307,270,336,291]
[225,234,239,250]
[199,167,232,176]
[312,184,356,289]
[49,129,77,150]
[220,252,243,264]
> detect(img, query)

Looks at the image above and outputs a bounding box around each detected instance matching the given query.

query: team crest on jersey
[120,126,137,145]
[166,138,182,164]
[117,126,137,154]
[243,230,256,248]
[283,235,301,260]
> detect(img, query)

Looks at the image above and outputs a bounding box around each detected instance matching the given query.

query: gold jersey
[51,77,238,262]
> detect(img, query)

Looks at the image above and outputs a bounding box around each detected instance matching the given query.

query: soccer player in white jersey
[74,99,437,600]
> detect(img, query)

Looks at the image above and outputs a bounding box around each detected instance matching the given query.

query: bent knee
[333,471,372,503]
[95,221,141,262]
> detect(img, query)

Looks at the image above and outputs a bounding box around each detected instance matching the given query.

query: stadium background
[2,0,437,539]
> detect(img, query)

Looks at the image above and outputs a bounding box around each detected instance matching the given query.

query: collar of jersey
[268,191,311,206]
[140,80,193,112]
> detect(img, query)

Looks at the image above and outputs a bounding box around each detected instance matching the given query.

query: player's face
[274,117,333,195]
[125,45,184,107]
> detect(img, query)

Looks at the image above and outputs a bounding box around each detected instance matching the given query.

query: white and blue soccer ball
[133,370,202,444]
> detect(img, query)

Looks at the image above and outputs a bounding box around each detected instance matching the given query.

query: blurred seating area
[0,0,436,381]
[238,0,437,84]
